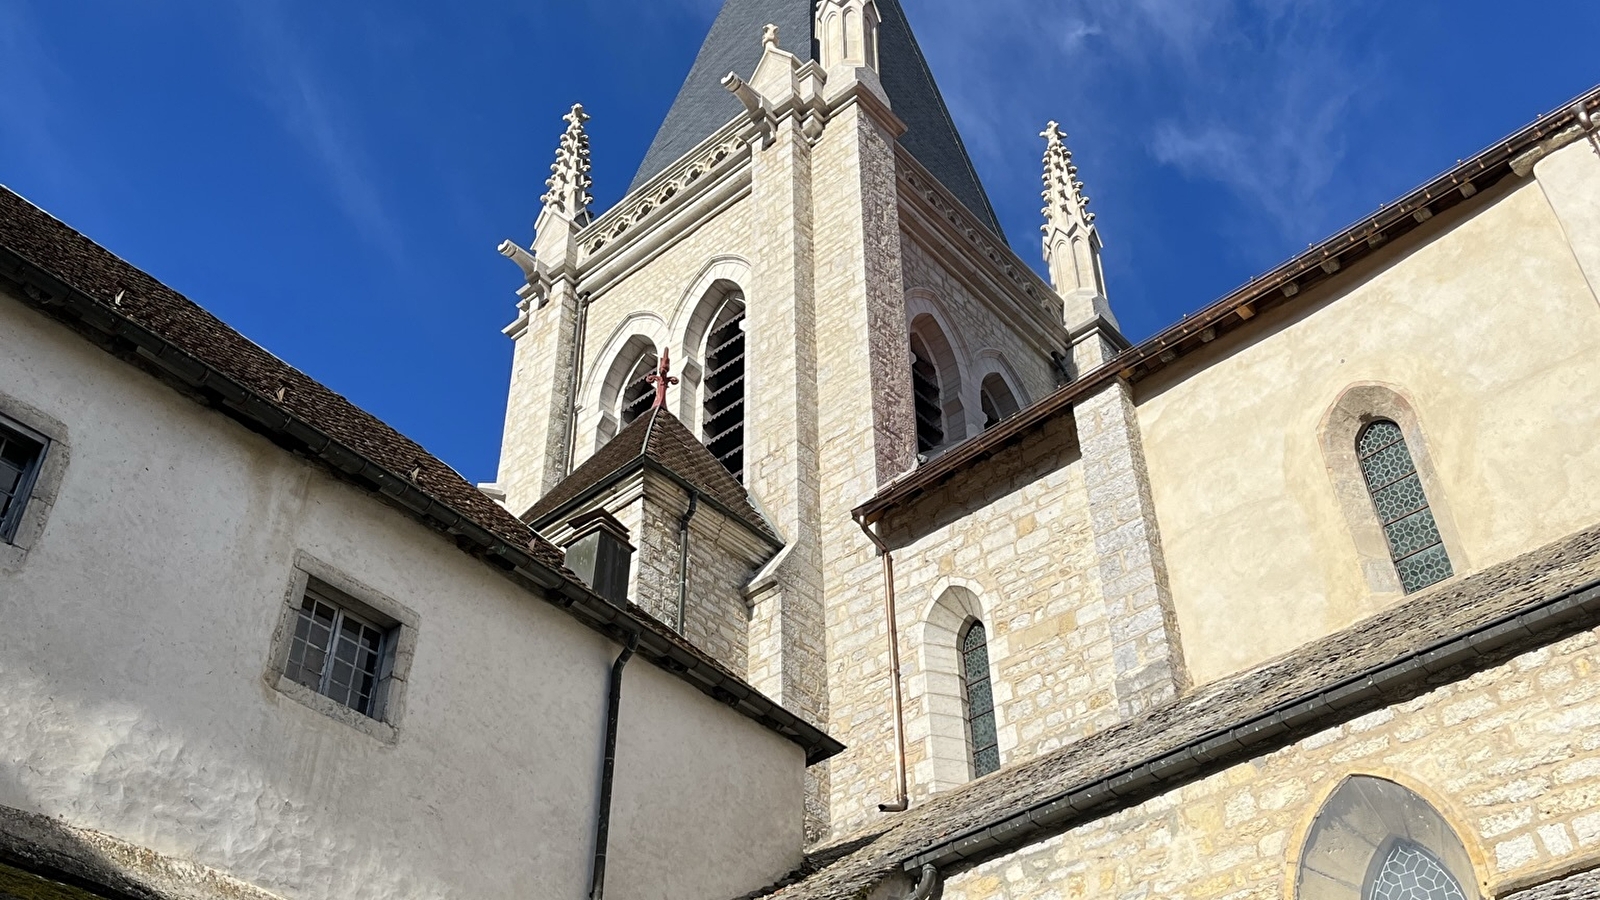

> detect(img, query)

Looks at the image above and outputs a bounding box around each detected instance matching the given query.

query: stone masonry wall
[573,191,757,468]
[824,418,1116,826]
[813,96,916,841]
[1077,379,1189,717]
[899,231,1060,414]
[940,625,1600,900]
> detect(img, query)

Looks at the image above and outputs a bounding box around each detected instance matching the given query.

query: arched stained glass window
[961,621,999,778]
[702,294,747,481]
[1368,841,1468,900]
[1357,420,1452,593]
[1297,775,1479,900]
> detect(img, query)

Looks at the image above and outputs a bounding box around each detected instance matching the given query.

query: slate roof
[743,521,1600,899]
[525,406,780,546]
[630,0,1006,240]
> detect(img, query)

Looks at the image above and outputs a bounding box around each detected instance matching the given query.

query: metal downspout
[589,630,639,900]
[856,512,910,813]
[904,864,939,900]
[676,489,700,634]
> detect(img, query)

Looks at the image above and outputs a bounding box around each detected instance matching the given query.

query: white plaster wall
[1136,176,1600,685]
[0,293,802,900]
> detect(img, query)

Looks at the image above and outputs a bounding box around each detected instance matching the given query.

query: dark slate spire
[629,0,1006,241]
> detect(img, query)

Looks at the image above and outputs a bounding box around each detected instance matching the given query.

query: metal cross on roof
[646,348,679,410]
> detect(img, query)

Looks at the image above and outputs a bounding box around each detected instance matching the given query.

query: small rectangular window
[284,583,397,720]
[0,418,47,545]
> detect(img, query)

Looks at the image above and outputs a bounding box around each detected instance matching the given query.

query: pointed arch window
[701,294,747,481]
[911,335,945,453]
[618,349,659,429]
[1357,420,1452,593]
[961,620,999,778]
[1297,775,1479,900]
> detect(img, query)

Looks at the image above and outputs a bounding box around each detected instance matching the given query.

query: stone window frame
[1289,773,1486,900]
[1319,383,1467,598]
[264,552,420,744]
[668,256,754,436]
[0,389,70,573]
[914,584,999,794]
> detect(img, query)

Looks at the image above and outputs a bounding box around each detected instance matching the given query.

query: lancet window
[979,373,1020,430]
[701,294,747,481]
[1357,420,1452,593]
[961,620,999,778]
[618,348,660,429]
[911,335,945,453]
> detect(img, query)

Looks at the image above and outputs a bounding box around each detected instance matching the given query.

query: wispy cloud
[227,0,404,260]
[912,0,1378,238]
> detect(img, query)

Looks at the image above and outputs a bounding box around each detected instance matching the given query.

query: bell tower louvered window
[961,620,999,778]
[911,335,944,453]
[1358,420,1453,593]
[619,350,659,428]
[702,295,747,481]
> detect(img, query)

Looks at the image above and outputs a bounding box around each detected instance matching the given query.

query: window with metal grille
[1357,420,1452,593]
[284,585,397,720]
[911,335,944,453]
[702,296,747,481]
[0,418,47,545]
[1367,840,1468,900]
[619,349,660,428]
[961,620,999,778]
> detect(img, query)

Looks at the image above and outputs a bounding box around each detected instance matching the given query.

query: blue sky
[3,0,1597,483]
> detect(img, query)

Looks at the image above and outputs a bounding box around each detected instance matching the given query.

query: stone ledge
[0,804,284,900]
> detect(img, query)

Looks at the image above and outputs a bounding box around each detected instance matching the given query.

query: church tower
[489,0,1137,842]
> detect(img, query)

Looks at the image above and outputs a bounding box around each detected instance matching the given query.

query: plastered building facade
[6,1,1600,899]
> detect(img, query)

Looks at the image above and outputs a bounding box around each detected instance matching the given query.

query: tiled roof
[745,522,1600,899]
[526,406,779,546]
[629,0,1006,240]
[0,186,841,765]
[0,186,568,573]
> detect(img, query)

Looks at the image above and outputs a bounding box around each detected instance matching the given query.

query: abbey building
[3,1,1600,899]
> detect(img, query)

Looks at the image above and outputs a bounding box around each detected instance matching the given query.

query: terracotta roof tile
[0,187,569,572]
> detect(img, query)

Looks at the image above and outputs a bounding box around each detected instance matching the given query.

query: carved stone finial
[540,103,594,223]
[763,23,780,49]
[645,348,680,410]
[1041,121,1095,234]
[1040,120,1115,330]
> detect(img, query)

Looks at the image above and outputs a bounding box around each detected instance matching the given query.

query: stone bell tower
[488,0,1071,842]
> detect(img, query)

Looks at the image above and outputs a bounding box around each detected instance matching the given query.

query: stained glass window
[285,587,393,719]
[702,296,747,481]
[961,621,999,777]
[1367,841,1468,900]
[1357,420,1452,593]
[0,419,46,544]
